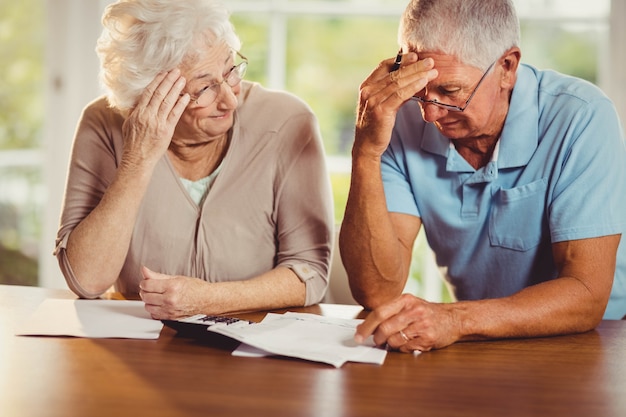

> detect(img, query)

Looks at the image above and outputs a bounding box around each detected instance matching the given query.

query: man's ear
[499,47,521,89]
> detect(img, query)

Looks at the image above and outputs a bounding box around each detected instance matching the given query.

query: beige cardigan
[55,82,334,305]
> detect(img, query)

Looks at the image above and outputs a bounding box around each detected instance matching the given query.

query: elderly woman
[54,0,333,319]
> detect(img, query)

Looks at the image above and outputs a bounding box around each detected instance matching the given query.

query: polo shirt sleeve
[548,96,626,242]
[381,129,421,218]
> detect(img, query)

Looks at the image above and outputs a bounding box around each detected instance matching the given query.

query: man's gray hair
[398,0,520,71]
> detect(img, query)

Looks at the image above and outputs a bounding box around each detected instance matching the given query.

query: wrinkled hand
[354,52,438,158]
[121,69,190,172]
[354,293,461,353]
[139,266,206,320]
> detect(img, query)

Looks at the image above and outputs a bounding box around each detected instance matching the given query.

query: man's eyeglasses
[188,51,248,107]
[411,61,495,112]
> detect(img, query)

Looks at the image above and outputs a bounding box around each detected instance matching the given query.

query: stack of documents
[16,299,387,367]
[207,312,387,368]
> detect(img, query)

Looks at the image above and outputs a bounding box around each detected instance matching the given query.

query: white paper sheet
[15,298,163,339]
[211,312,387,367]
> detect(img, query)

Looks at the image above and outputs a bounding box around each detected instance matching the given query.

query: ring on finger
[399,329,410,342]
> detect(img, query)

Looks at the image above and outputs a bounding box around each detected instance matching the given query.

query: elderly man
[340,0,625,353]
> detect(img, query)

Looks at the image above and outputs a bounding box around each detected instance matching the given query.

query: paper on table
[211,312,387,368]
[15,298,163,339]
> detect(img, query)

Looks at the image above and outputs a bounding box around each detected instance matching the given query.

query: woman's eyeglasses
[187,51,248,107]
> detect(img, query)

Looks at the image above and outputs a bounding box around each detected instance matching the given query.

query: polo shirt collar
[498,64,539,169]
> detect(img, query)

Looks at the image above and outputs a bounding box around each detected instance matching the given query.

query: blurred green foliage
[0,0,44,150]
[520,21,599,83]
[233,14,400,156]
[230,17,269,85]
[285,16,400,155]
[330,172,350,222]
[0,0,43,286]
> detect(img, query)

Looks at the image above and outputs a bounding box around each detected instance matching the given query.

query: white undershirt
[179,163,223,205]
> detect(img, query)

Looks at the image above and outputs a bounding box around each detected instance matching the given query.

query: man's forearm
[453,276,609,342]
[339,154,411,308]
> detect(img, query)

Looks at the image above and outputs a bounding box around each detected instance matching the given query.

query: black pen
[390,48,403,72]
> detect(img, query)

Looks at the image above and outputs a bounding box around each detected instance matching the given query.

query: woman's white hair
[398,0,520,71]
[96,0,241,113]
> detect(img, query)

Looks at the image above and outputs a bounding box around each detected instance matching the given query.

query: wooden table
[1,284,625,417]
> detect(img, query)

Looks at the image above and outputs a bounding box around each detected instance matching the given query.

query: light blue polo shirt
[382,63,626,319]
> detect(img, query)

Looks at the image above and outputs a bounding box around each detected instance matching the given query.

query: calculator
[161,314,254,339]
